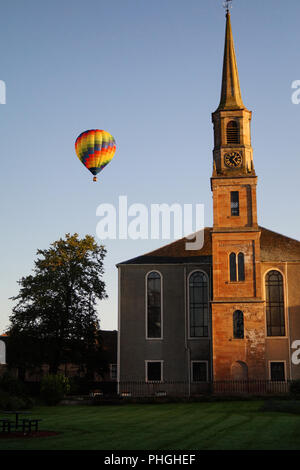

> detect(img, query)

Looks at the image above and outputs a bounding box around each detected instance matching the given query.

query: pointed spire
[217,11,245,111]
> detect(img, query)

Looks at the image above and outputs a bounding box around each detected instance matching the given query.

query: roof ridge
[260,226,300,244]
[138,227,212,258]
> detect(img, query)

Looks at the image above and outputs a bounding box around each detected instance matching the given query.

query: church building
[117,11,300,393]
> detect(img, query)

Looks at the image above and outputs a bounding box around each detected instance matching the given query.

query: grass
[261,400,300,414]
[1,400,300,450]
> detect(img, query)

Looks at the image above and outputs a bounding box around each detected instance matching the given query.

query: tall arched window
[238,253,245,281]
[265,270,285,337]
[147,271,162,339]
[233,310,244,339]
[230,253,237,282]
[189,271,209,338]
[227,120,240,144]
[230,253,245,282]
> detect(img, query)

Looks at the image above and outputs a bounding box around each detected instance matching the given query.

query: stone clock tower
[211,11,266,381]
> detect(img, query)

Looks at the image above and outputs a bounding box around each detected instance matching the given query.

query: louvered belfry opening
[227,120,240,144]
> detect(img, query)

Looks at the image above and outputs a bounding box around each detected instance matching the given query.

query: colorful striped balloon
[75,129,116,182]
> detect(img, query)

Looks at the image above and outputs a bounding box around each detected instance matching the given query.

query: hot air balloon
[75,129,116,182]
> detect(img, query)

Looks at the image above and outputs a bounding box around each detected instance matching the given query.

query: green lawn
[1,401,300,450]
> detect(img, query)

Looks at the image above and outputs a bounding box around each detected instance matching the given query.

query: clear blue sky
[1,0,300,333]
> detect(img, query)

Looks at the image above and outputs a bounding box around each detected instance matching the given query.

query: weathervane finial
[223,0,233,14]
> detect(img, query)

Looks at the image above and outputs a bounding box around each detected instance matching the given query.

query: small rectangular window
[231,191,239,216]
[270,362,285,382]
[146,361,163,382]
[191,361,208,383]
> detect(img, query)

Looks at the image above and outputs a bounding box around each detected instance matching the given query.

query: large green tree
[8,233,108,376]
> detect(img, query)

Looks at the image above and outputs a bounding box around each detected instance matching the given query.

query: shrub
[40,374,70,405]
[67,376,91,395]
[68,377,80,395]
[68,376,94,395]
[0,390,34,410]
[0,372,29,397]
[0,372,34,410]
[290,379,300,397]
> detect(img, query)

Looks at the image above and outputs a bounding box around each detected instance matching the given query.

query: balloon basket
[93,176,97,182]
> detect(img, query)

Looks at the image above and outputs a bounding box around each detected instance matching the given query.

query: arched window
[238,253,245,281]
[147,271,162,339]
[231,361,248,380]
[230,253,245,282]
[189,271,209,338]
[233,310,244,339]
[227,121,240,144]
[230,253,237,282]
[265,270,285,337]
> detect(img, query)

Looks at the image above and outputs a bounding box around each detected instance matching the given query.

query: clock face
[224,152,242,168]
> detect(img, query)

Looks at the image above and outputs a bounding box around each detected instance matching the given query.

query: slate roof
[260,227,300,262]
[118,227,300,265]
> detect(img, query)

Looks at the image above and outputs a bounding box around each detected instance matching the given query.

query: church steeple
[210,5,265,383]
[211,8,258,230]
[211,10,254,177]
[217,11,245,111]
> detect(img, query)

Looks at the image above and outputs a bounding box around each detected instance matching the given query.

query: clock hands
[224,152,242,168]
